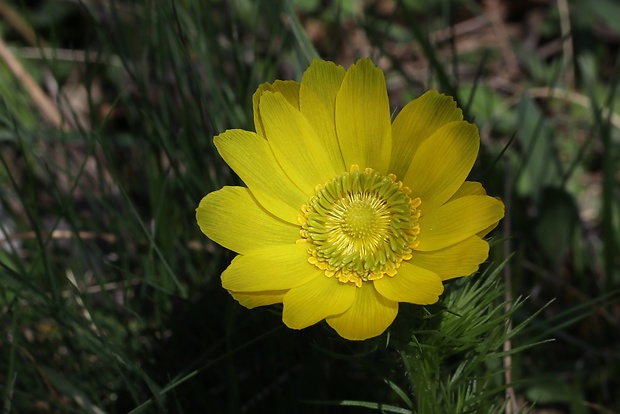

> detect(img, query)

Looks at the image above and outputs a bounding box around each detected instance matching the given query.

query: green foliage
[392,258,532,414]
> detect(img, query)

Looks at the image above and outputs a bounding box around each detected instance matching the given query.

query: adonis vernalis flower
[196,58,504,341]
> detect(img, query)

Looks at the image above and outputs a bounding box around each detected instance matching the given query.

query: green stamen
[299,165,421,287]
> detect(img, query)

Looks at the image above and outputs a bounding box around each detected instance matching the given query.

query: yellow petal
[478,214,501,238]
[260,91,339,194]
[373,263,443,304]
[196,186,300,254]
[404,121,480,215]
[448,181,486,201]
[300,59,347,173]
[409,236,489,280]
[447,182,498,238]
[229,290,287,309]
[416,195,505,251]
[326,282,398,341]
[253,80,300,137]
[272,80,301,109]
[214,129,307,224]
[335,58,391,173]
[390,91,463,179]
[221,243,321,292]
[282,275,356,330]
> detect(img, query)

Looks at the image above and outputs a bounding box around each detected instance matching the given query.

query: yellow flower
[196,58,504,341]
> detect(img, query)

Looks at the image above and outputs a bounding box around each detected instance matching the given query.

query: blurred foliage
[0,0,619,413]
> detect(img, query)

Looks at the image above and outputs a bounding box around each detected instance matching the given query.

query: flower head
[196,59,504,341]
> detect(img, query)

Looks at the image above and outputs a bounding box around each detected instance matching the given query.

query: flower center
[299,165,421,287]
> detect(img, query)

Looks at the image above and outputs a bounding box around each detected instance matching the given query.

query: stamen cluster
[299,166,421,287]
